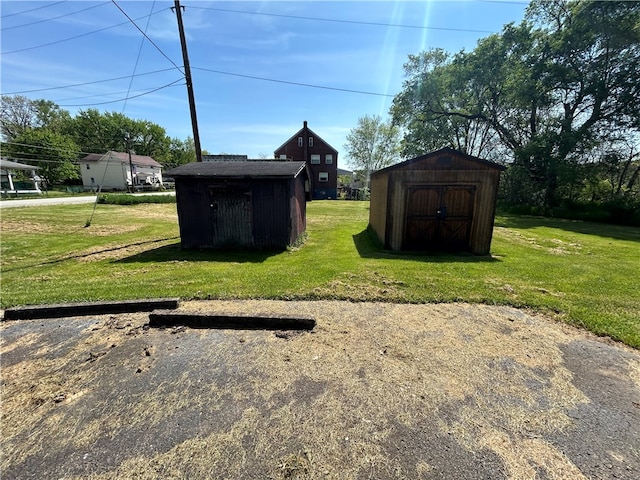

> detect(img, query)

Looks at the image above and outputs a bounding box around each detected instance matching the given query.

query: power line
[56,79,185,107]
[50,85,176,103]
[122,0,157,113]
[1,2,110,31]
[4,141,90,157]
[4,156,80,165]
[111,0,183,72]
[3,68,178,96]
[192,67,394,98]
[1,9,168,56]
[189,5,496,34]
[0,1,68,19]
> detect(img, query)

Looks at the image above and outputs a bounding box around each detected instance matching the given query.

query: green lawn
[1,200,638,347]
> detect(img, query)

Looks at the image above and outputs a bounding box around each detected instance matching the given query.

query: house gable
[274,121,338,200]
[274,122,338,157]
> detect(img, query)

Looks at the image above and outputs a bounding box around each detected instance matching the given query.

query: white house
[79,151,163,191]
[0,158,41,195]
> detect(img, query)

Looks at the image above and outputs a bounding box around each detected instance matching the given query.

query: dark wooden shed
[167,161,310,249]
[369,147,505,255]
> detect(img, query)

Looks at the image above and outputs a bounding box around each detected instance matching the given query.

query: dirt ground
[1,300,638,479]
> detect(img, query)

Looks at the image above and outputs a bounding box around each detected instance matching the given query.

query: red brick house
[274,121,338,199]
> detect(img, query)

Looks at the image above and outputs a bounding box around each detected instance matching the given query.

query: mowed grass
[1,200,638,347]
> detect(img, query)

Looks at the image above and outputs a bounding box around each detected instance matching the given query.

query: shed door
[210,188,253,247]
[404,185,475,251]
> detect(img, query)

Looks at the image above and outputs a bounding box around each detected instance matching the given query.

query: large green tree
[64,109,171,164]
[343,114,401,186]
[392,0,640,209]
[1,95,71,141]
[391,49,502,161]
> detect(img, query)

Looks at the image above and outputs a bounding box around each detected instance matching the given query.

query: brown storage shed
[167,161,310,250]
[369,147,505,255]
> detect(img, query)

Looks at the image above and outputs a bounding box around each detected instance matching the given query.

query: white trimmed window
[279,154,287,159]
[309,137,314,147]
[310,154,321,164]
[325,154,333,164]
[319,172,329,182]
[298,137,303,147]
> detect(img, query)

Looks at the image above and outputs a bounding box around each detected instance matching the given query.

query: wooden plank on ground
[148,310,316,330]
[2,298,180,321]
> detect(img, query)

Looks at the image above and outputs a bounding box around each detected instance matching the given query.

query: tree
[1,95,71,141]
[64,109,172,163]
[343,115,401,186]
[391,0,640,209]
[391,49,502,160]
[4,129,80,186]
[165,137,196,169]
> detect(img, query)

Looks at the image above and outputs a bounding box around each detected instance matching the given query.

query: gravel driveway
[1,300,638,479]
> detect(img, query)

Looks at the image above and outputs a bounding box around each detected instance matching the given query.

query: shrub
[97,194,176,205]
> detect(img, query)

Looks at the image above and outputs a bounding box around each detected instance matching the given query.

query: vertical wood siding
[175,177,307,250]
[369,150,503,255]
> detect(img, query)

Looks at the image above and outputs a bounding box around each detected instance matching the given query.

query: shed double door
[404,184,475,251]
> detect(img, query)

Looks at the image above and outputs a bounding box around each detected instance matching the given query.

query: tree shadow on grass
[494,214,640,243]
[115,241,281,264]
[352,229,501,263]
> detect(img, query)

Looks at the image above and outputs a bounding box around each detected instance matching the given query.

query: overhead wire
[1,2,110,31]
[1,9,168,56]
[110,0,183,72]
[3,156,80,165]
[0,1,68,19]
[122,0,157,113]
[192,67,394,98]
[3,68,179,96]
[0,2,518,114]
[1,2,506,105]
[4,141,89,155]
[49,85,180,103]
[189,5,496,34]
[55,79,185,107]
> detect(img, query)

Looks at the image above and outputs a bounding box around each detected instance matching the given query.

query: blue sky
[1,1,529,167]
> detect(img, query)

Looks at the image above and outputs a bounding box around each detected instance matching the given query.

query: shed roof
[80,151,162,168]
[166,161,308,179]
[0,158,38,171]
[372,147,506,178]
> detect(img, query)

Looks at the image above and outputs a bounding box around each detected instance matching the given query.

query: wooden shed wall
[175,177,303,249]
[369,173,388,245]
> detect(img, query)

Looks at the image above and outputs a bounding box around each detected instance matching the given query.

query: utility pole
[173,0,203,162]
[125,133,135,192]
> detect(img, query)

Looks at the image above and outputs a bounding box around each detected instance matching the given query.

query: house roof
[0,158,38,171]
[273,121,339,155]
[80,151,162,168]
[371,147,506,178]
[166,161,309,179]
